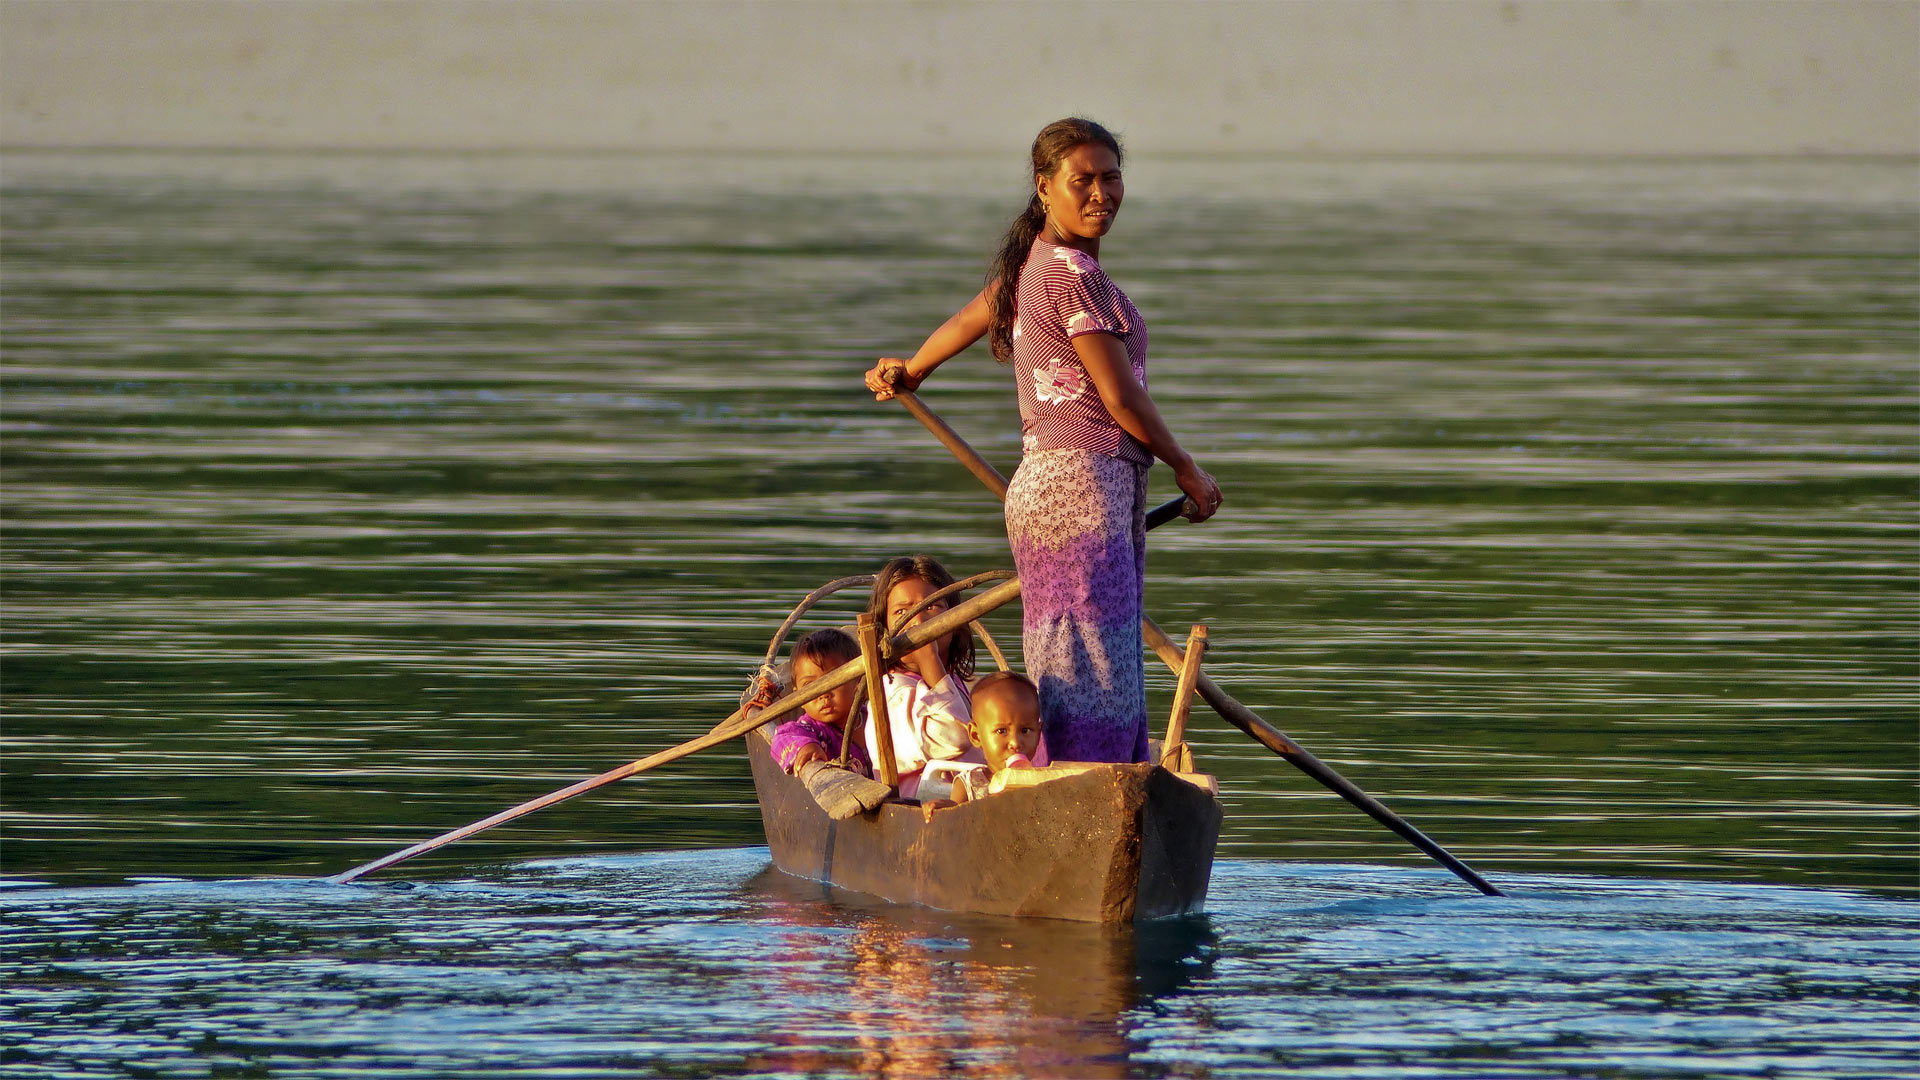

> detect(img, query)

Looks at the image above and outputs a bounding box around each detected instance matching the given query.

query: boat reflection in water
[739,867,1217,1078]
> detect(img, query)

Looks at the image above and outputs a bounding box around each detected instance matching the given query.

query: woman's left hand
[1176,464,1223,523]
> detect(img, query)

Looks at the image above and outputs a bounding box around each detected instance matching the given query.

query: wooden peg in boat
[1160,624,1207,772]
[856,613,900,788]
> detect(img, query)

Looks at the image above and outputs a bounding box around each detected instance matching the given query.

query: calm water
[2,151,1916,1076]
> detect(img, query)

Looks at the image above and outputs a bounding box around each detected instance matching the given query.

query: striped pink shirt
[1011,240,1151,466]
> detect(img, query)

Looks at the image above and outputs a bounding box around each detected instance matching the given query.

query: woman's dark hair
[986,117,1124,363]
[868,555,975,679]
[790,627,860,673]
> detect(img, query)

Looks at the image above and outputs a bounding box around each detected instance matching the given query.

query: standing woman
[864,117,1222,763]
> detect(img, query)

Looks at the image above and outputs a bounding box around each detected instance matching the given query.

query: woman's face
[1038,142,1123,246]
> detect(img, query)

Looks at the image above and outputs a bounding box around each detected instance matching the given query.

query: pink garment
[769,714,871,776]
[1011,240,1151,466]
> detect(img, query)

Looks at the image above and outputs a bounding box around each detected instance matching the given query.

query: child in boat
[949,671,1046,804]
[767,628,873,777]
[866,555,976,798]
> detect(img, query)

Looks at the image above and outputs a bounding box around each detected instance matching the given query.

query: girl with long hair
[866,555,977,797]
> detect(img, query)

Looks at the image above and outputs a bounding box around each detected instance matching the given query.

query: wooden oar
[329,575,1023,884]
[890,389,1503,896]
[894,390,1191,528]
[1138,616,1502,896]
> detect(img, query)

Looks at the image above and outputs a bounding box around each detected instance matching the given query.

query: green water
[2,151,1915,894]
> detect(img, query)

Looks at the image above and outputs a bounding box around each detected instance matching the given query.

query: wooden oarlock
[856,613,901,788]
[1160,624,1207,773]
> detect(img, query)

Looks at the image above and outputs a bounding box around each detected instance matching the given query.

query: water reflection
[741,869,1215,1079]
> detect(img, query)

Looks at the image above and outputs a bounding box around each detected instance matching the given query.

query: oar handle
[1145,496,1195,530]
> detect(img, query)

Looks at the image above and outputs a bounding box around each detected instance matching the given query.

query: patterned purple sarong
[1005,448,1149,763]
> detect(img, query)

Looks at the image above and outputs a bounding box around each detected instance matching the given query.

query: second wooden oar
[890,388,1503,896]
[1138,616,1502,896]
[329,575,1023,884]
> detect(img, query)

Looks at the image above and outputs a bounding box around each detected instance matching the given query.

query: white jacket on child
[865,669,973,796]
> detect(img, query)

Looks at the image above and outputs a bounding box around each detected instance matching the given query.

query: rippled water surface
[4,853,1917,1079]
[2,151,1916,1075]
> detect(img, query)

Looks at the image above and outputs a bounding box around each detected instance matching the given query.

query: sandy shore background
[3,0,1914,156]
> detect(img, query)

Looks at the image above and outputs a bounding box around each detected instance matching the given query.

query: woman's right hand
[864,358,920,401]
[1176,463,1224,523]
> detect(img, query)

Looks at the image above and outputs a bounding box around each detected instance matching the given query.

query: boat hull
[747,723,1222,922]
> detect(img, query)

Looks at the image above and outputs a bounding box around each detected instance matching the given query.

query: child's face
[968,693,1041,772]
[793,655,857,729]
[886,576,953,675]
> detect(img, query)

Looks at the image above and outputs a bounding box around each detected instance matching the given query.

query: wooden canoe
[746,721,1224,923]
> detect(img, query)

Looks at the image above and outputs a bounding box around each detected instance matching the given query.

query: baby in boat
[866,555,977,799]
[947,671,1048,804]
[766,628,873,777]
